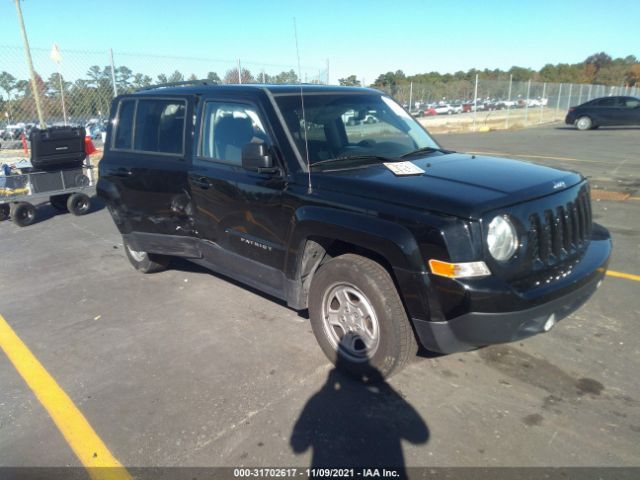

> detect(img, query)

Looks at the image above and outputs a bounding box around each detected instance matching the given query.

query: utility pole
[14,0,45,127]
[326,58,330,85]
[109,49,118,96]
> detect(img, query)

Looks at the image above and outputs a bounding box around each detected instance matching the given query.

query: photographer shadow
[290,345,429,475]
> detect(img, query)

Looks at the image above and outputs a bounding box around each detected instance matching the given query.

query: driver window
[200,102,270,166]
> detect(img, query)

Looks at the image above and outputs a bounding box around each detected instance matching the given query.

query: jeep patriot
[98,83,612,378]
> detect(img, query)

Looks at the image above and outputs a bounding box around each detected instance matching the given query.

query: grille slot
[527,188,591,268]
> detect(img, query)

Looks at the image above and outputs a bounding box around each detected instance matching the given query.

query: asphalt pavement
[0,124,638,474]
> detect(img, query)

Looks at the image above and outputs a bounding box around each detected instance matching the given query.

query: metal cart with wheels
[0,162,96,227]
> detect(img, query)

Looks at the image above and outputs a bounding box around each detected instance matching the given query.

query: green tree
[223,67,254,84]
[206,71,221,83]
[167,70,185,83]
[338,75,361,86]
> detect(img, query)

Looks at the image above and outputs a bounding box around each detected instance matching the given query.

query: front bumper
[410,226,611,354]
[565,113,577,125]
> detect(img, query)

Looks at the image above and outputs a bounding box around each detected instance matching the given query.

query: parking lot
[1,124,639,475]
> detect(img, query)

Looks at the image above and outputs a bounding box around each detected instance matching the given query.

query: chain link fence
[0,44,329,142]
[2,43,638,144]
[383,77,639,132]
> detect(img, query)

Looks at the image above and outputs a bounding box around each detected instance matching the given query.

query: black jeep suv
[98,83,611,378]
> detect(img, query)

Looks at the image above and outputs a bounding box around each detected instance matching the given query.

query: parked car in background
[566,96,640,130]
[433,104,454,115]
[450,103,463,114]
[412,106,437,117]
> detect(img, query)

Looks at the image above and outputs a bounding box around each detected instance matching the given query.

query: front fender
[284,205,426,279]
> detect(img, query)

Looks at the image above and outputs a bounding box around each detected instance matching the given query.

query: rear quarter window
[113,100,135,149]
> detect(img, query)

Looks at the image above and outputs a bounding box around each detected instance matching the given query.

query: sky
[1,0,639,84]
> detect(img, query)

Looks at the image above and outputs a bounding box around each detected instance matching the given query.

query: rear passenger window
[134,100,186,154]
[113,100,135,149]
[596,98,616,107]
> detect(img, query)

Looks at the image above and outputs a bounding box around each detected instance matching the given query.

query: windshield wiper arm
[312,154,402,168]
[400,146,454,158]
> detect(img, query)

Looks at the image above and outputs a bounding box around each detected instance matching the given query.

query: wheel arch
[283,206,429,319]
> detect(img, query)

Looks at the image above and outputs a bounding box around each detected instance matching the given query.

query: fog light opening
[543,314,557,332]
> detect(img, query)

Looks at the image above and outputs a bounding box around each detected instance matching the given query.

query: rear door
[104,95,194,236]
[592,97,619,125]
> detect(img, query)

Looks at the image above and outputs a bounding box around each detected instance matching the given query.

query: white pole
[505,74,512,129]
[109,48,118,96]
[578,84,583,106]
[473,74,478,131]
[587,84,592,101]
[539,82,546,123]
[566,83,573,111]
[556,83,563,119]
[237,59,242,84]
[408,81,413,112]
[524,79,531,124]
[57,68,68,125]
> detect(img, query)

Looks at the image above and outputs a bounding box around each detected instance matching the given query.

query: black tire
[123,237,170,274]
[308,254,417,381]
[576,116,593,131]
[50,194,71,212]
[0,204,10,221]
[11,202,36,227]
[66,193,91,216]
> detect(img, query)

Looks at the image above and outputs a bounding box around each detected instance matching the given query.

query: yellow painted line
[629,197,640,201]
[606,270,640,282]
[0,314,131,480]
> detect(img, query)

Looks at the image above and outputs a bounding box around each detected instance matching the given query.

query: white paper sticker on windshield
[384,161,425,176]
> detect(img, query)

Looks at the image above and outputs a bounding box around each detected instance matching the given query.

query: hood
[311,153,583,219]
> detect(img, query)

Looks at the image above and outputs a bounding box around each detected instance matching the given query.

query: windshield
[273,92,439,165]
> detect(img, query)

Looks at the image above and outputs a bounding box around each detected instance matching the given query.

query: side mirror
[242,142,275,173]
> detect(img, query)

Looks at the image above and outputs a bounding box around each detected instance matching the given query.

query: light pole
[14,0,45,128]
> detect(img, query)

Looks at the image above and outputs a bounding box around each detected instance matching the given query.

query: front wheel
[123,238,170,273]
[576,116,593,131]
[308,254,417,381]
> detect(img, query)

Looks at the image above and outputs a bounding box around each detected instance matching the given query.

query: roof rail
[136,79,217,92]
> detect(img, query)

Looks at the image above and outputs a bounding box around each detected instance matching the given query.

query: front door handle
[193,177,211,189]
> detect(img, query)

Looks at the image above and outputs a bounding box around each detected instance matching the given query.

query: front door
[188,99,290,280]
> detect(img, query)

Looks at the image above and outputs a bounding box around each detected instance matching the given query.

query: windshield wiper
[311,155,403,168]
[400,146,454,158]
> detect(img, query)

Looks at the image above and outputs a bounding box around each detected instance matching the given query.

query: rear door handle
[110,167,132,177]
[194,177,211,189]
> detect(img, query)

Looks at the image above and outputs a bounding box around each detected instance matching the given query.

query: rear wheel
[308,254,417,381]
[123,237,170,273]
[576,116,593,131]
[50,194,70,212]
[66,193,91,216]
[11,202,36,227]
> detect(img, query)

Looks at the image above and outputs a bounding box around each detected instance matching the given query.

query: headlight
[487,216,518,261]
